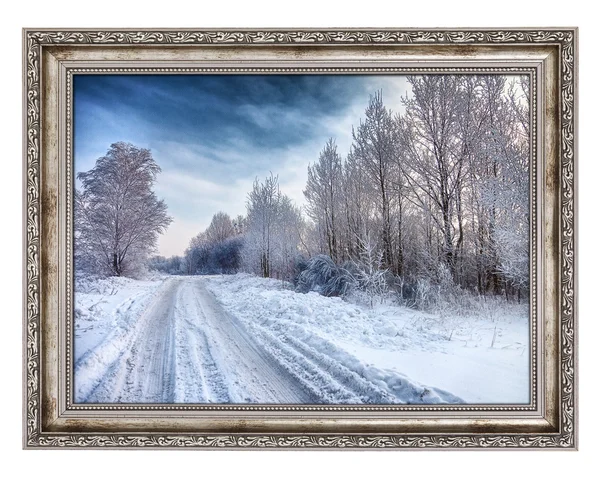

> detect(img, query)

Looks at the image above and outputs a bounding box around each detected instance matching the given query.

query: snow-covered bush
[295,236,393,305]
[292,255,309,288]
[392,277,420,308]
[402,264,497,338]
[295,254,353,297]
[347,234,390,308]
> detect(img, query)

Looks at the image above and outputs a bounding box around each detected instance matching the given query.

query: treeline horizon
[151,74,530,303]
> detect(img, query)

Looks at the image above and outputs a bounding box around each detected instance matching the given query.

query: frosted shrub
[350,261,389,308]
[347,233,390,308]
[292,255,309,288]
[475,294,504,323]
[295,254,353,297]
[414,278,435,310]
[408,264,499,339]
[391,277,418,308]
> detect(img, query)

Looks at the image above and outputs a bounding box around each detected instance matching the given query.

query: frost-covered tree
[232,214,247,235]
[75,142,172,277]
[243,174,303,280]
[399,76,468,278]
[243,174,280,278]
[271,195,305,281]
[350,91,399,271]
[304,138,344,262]
[184,231,210,274]
[205,211,236,243]
[341,148,376,262]
[351,233,389,307]
[479,76,530,298]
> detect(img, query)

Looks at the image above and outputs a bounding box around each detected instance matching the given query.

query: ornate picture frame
[23,28,577,449]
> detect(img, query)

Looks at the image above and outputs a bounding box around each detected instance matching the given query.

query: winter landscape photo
[73,74,531,405]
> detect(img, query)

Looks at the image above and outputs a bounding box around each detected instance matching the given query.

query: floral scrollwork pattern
[24,29,576,449]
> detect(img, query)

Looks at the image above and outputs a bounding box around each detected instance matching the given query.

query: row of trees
[170,75,529,303]
[73,143,304,282]
[77,75,530,306]
[180,176,306,281]
[182,212,245,275]
[303,75,529,299]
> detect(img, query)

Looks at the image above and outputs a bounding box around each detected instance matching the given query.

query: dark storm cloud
[74,74,379,178]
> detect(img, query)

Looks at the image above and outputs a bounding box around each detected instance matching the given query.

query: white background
[2,1,595,474]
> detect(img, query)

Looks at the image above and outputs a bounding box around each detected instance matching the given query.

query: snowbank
[74,275,166,402]
[206,274,530,404]
[206,274,464,404]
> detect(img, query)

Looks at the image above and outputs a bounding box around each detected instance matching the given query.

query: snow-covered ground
[74,276,166,365]
[205,274,530,404]
[74,276,167,401]
[74,273,529,404]
[75,276,312,403]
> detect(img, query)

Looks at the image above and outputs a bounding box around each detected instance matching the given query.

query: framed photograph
[23,28,577,449]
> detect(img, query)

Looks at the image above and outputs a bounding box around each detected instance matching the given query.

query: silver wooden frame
[23,28,577,449]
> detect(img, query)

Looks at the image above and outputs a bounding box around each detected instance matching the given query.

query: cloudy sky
[74,74,409,256]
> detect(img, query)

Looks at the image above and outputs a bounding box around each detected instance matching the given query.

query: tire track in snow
[187,279,314,403]
[75,278,176,403]
[172,281,230,403]
[81,278,179,403]
[251,324,398,404]
[77,277,313,404]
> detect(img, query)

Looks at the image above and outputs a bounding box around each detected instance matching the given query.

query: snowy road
[76,277,313,404]
[75,275,473,405]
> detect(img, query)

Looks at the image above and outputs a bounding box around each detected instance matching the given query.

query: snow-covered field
[74,273,529,404]
[206,274,530,404]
